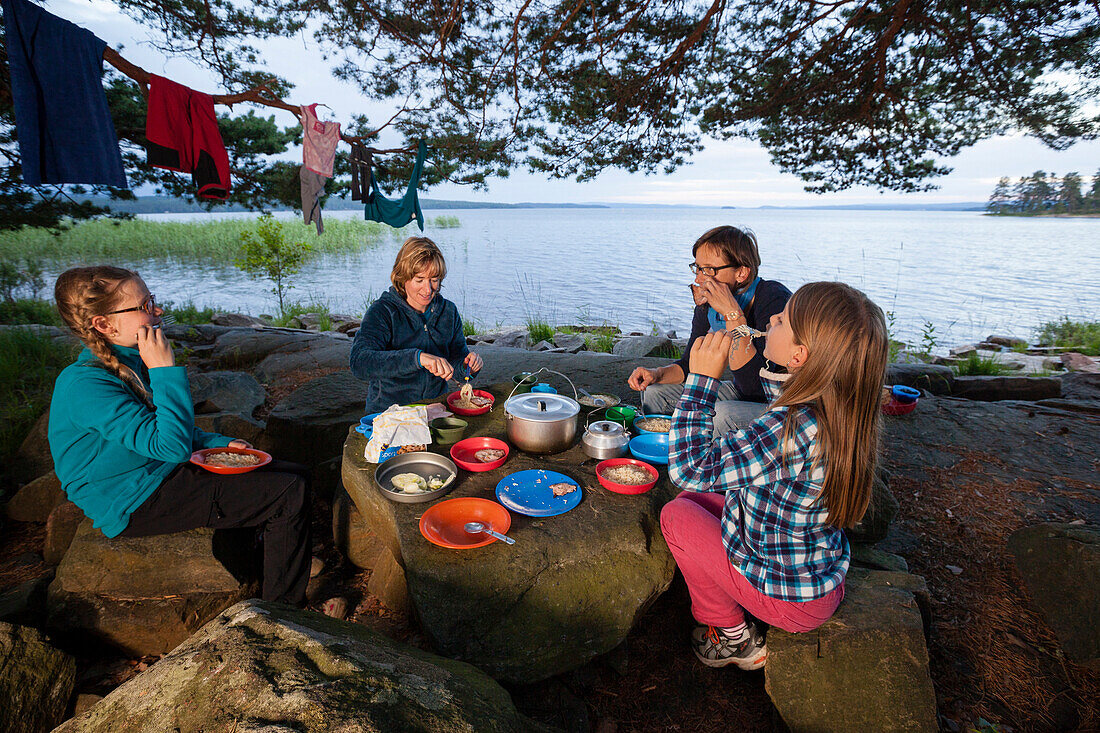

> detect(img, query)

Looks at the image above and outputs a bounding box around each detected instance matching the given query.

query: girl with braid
[48,266,311,605]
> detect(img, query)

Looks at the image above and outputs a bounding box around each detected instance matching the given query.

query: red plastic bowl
[450,437,510,472]
[419,497,512,549]
[446,389,495,416]
[190,447,273,474]
[595,458,659,495]
[882,398,918,416]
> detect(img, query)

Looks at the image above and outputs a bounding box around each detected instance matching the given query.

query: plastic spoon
[577,387,606,407]
[464,521,515,545]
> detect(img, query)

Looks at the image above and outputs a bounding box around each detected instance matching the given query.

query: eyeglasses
[689,262,739,277]
[108,294,157,316]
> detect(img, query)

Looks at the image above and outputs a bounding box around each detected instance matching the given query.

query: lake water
[130,207,1099,348]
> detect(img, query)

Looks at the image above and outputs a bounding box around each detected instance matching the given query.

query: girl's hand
[697,279,741,323]
[689,331,735,380]
[628,366,659,391]
[464,352,483,372]
[228,439,252,449]
[420,352,454,381]
[135,325,175,369]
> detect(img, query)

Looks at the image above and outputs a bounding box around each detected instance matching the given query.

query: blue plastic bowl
[358,412,383,439]
[891,385,922,404]
[629,433,670,465]
[530,383,557,394]
[633,414,673,435]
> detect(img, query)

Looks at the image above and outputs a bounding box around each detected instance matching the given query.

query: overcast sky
[61,0,1100,206]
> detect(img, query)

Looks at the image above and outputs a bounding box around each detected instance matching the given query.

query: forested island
[986,170,1100,215]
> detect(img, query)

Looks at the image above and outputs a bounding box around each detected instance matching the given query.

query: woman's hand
[689,283,707,307]
[689,331,735,381]
[228,439,252,449]
[420,352,454,381]
[136,325,175,369]
[697,279,741,323]
[628,366,659,391]
[464,352,483,372]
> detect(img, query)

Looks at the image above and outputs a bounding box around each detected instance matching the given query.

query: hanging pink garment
[300,104,341,177]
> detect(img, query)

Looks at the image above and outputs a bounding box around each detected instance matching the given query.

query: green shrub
[162,300,217,324]
[462,317,479,337]
[527,319,554,345]
[650,343,683,360]
[236,213,312,316]
[0,328,78,462]
[952,352,1008,376]
[271,300,331,327]
[1034,317,1100,356]
[431,215,461,229]
[586,333,616,353]
[0,298,62,326]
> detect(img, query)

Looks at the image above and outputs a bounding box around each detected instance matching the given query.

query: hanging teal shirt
[47,345,231,538]
[364,140,426,231]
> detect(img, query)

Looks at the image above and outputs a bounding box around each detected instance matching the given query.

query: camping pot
[582,420,631,460]
[504,392,580,454]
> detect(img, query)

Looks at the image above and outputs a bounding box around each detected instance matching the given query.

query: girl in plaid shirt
[660,282,888,670]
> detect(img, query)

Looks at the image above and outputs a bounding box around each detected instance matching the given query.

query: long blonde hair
[772,282,888,528]
[54,266,155,409]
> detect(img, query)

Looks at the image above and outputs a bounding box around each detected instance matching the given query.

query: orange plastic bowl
[446,389,494,416]
[450,437,510,472]
[595,458,659,495]
[190,447,272,474]
[419,497,512,549]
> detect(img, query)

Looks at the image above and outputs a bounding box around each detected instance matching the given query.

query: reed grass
[0,328,78,463]
[952,352,1008,376]
[0,298,62,326]
[0,217,389,262]
[526,319,554,345]
[431,215,461,229]
[1035,317,1100,356]
[162,300,218,324]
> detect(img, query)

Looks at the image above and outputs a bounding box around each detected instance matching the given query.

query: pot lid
[583,420,630,447]
[505,392,580,422]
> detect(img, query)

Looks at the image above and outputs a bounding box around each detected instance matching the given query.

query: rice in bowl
[599,464,653,486]
[204,451,261,468]
[635,417,672,433]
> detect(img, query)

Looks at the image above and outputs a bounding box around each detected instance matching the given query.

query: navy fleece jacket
[350,287,474,412]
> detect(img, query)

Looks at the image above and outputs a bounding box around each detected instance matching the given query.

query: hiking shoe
[690,622,767,670]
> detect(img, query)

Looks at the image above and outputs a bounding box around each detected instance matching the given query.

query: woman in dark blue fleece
[351,237,483,412]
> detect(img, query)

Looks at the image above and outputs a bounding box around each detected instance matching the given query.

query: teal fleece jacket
[47,345,231,538]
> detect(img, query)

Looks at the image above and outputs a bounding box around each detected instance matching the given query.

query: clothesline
[102,47,416,156]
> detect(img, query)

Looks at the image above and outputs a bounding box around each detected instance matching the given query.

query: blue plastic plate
[629,433,670,465]
[495,469,582,517]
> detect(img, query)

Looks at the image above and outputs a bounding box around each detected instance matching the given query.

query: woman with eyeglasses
[47,266,312,606]
[627,226,791,435]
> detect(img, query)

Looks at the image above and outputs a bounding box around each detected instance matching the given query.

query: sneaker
[690,622,767,670]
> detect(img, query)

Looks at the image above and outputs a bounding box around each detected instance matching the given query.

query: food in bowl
[578,393,617,407]
[474,448,506,463]
[453,393,492,410]
[389,472,451,494]
[550,482,576,497]
[599,464,652,486]
[635,417,672,433]
[396,444,427,455]
[204,451,261,468]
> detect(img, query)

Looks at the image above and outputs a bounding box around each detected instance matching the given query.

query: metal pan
[374,451,460,504]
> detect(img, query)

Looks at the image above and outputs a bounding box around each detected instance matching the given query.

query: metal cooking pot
[504,392,580,454]
[582,420,630,459]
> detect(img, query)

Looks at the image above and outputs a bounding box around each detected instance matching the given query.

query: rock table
[342,383,677,683]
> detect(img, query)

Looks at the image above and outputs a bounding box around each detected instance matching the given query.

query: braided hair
[54,266,155,410]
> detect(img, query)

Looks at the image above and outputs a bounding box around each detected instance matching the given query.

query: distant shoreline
[984,212,1100,218]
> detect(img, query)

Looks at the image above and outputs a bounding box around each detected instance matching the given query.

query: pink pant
[660,491,844,632]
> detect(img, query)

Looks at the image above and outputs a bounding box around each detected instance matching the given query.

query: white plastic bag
[364,404,432,462]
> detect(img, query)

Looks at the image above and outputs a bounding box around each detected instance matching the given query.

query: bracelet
[725,310,745,324]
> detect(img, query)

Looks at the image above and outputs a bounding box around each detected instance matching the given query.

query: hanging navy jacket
[2,0,127,187]
[350,287,473,412]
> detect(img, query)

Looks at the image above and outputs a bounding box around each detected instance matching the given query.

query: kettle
[582,420,631,460]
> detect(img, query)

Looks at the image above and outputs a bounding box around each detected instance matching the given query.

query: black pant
[121,459,312,605]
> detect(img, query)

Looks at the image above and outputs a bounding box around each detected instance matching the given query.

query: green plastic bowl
[604,405,638,429]
[431,417,468,445]
[511,372,538,394]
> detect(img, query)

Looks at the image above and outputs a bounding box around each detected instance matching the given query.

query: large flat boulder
[845,467,897,544]
[4,470,66,523]
[209,329,318,369]
[260,370,365,465]
[342,382,677,684]
[1008,523,1100,670]
[254,335,352,386]
[765,568,937,733]
[47,520,258,656]
[13,411,53,484]
[887,363,954,395]
[188,370,266,415]
[44,501,85,565]
[1061,372,1100,401]
[611,335,672,358]
[53,600,553,733]
[951,375,1062,401]
[0,621,76,733]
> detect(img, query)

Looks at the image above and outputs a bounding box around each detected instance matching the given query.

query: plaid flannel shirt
[669,369,849,602]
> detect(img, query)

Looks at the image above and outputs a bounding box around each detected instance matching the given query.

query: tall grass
[162,299,218,324]
[0,298,62,326]
[431,215,461,229]
[952,352,1008,376]
[0,328,78,462]
[0,217,389,262]
[1035,317,1100,356]
[527,319,554,345]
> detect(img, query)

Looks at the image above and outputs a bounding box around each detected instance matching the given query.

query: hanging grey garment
[300,166,325,234]
[349,142,374,203]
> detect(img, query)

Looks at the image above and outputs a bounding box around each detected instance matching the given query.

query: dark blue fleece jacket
[350,287,472,412]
